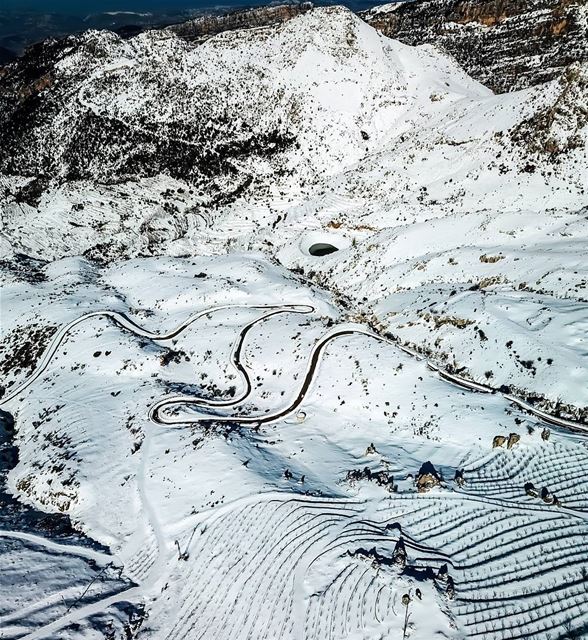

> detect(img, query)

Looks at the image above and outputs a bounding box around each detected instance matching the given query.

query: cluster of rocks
[524,482,561,505]
[283,468,305,484]
[493,428,550,450]
[492,433,521,449]
[346,467,397,492]
[436,563,456,599]
[349,536,407,570]
[351,537,456,599]
[349,456,465,494]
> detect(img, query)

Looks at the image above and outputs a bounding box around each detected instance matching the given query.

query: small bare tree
[402,592,412,639]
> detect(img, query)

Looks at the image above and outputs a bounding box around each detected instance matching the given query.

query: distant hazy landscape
[0,0,383,56]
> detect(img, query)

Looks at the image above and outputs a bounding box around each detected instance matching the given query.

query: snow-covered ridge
[363,0,588,93]
[1,7,585,260]
[1,6,490,189]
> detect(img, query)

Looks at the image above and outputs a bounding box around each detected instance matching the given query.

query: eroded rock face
[166,3,312,42]
[362,0,588,93]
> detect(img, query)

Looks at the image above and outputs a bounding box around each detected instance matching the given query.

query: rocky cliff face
[166,3,313,42]
[362,0,588,92]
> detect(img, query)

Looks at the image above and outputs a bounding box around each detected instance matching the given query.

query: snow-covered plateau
[0,5,587,639]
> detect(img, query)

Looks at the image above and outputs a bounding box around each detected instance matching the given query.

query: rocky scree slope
[362,0,588,93]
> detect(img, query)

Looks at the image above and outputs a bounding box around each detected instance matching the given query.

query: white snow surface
[2,253,588,639]
[1,7,588,640]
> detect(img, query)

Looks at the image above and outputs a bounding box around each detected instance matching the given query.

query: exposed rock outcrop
[416,461,441,492]
[454,469,465,486]
[493,435,508,448]
[362,0,588,92]
[166,3,312,42]
[392,537,408,568]
[346,466,397,491]
[507,433,521,449]
[508,63,588,157]
[524,481,539,497]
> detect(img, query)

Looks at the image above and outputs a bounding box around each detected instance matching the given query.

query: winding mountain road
[0,304,312,406]
[3,301,587,640]
[2,302,585,433]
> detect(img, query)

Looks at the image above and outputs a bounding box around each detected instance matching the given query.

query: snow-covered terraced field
[1,254,587,639]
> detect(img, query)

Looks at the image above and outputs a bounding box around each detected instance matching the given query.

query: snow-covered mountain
[0,6,587,640]
[2,5,585,409]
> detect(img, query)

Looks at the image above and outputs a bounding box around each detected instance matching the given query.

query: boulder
[454,469,465,487]
[493,435,507,448]
[437,563,449,581]
[392,537,407,569]
[524,482,539,497]
[446,576,455,599]
[416,461,441,492]
[507,433,521,449]
[346,467,396,490]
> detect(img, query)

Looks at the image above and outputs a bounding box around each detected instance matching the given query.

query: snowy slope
[2,255,588,639]
[1,6,587,640]
[2,7,585,263]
